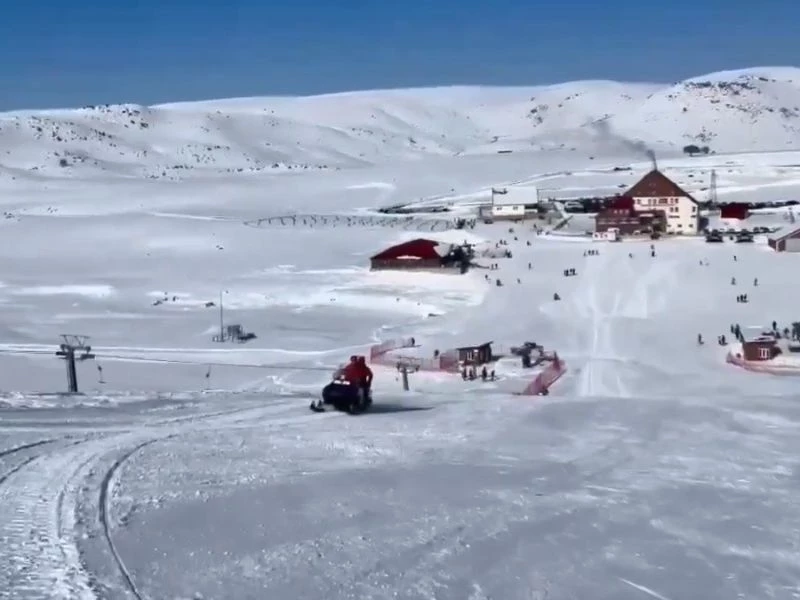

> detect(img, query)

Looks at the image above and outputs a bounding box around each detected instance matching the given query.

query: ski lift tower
[55,334,95,394]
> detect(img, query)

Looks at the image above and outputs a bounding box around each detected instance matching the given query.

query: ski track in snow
[0,400,304,600]
[577,250,629,398]
[572,249,680,399]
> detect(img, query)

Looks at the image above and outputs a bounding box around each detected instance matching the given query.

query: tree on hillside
[683,144,701,156]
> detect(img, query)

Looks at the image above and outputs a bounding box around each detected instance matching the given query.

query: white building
[482,186,538,221]
[625,170,699,235]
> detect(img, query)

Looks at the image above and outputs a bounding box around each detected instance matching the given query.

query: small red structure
[595,195,665,235]
[720,203,750,221]
[370,238,448,270]
[741,338,779,361]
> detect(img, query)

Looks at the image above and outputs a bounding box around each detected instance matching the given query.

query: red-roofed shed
[370,238,452,271]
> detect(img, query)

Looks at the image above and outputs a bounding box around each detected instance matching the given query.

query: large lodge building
[595,169,700,236]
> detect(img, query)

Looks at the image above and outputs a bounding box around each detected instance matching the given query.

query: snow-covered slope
[5,65,800,600]
[1,67,799,181]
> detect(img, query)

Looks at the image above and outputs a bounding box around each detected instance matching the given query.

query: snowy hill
[6,66,800,600]
[1,66,799,182]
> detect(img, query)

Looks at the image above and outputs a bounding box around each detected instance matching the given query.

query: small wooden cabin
[741,338,780,361]
[456,342,494,365]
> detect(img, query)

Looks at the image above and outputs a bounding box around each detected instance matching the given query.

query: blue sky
[1,0,797,110]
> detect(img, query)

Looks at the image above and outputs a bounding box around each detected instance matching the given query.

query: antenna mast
[709,169,718,206]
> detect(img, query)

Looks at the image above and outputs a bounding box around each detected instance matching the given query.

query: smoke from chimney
[647,149,658,171]
[591,120,658,169]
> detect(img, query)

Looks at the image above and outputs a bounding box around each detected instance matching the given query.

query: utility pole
[709,169,718,207]
[219,289,225,342]
[55,334,95,394]
[214,289,228,343]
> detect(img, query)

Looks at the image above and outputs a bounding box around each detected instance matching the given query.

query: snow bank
[726,350,800,376]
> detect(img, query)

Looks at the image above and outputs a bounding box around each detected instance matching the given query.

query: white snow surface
[2,67,800,599]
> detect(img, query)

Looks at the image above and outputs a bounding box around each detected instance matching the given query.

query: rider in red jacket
[355,356,373,388]
[341,356,373,389]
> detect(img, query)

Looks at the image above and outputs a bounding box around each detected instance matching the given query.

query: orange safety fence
[520,357,567,395]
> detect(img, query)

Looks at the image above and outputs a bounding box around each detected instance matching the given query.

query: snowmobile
[309,376,373,415]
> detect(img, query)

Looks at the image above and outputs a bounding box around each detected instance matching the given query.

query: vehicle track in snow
[0,397,307,600]
[0,438,59,488]
[97,437,167,600]
[0,435,101,600]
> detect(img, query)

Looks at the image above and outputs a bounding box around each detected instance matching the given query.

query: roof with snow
[371,238,449,261]
[625,170,697,203]
[768,225,800,242]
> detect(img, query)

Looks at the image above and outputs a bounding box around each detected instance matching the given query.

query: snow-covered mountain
[1,66,799,181]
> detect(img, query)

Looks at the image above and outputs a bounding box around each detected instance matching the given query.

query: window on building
[759,347,770,359]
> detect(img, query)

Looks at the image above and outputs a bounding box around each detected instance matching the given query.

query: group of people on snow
[462,364,496,382]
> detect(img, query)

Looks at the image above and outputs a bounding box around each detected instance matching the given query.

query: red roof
[625,170,697,203]
[371,238,441,261]
[720,203,749,220]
